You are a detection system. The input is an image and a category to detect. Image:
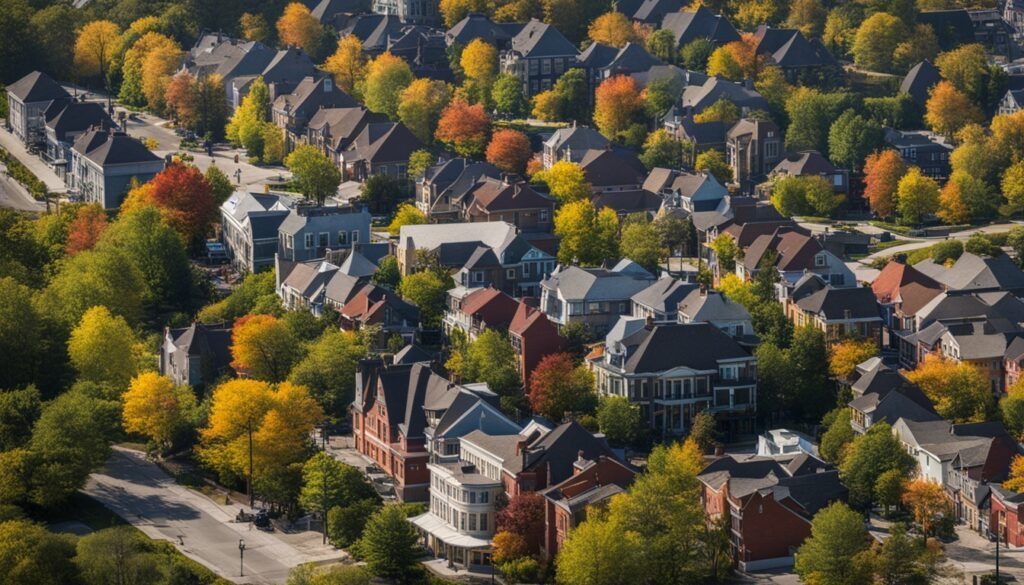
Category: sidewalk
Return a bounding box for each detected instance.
[0,124,67,194]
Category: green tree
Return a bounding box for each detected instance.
[289,330,367,415]
[680,38,715,72]
[620,220,666,273]
[0,520,79,585]
[358,504,421,581]
[327,498,380,548]
[786,88,856,152]
[553,199,619,265]
[596,396,639,445]
[205,165,235,205]
[197,270,278,323]
[372,256,402,289]
[42,246,146,328]
[407,149,434,180]
[640,129,682,170]
[362,52,414,119]
[690,411,718,453]
[555,514,645,585]
[646,28,677,63]
[695,149,732,184]
[447,328,521,398]
[398,270,448,328]
[771,175,843,217]
[286,145,342,206]
[551,68,590,123]
[788,325,832,421]
[397,78,451,143]
[852,13,907,73]
[819,407,854,464]
[710,233,739,273]
[359,174,402,215]
[492,73,528,118]
[870,523,940,584]
[795,502,872,585]
[0,278,46,391]
[829,109,883,171]
[840,422,916,508]
[0,386,41,451]
[76,526,164,585]
[300,453,375,543]
[875,468,906,517]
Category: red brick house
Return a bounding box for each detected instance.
[443,286,520,340]
[991,484,1024,546]
[463,177,555,233]
[698,453,846,571]
[539,455,635,559]
[508,300,564,390]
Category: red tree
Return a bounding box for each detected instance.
[495,492,545,553]
[147,162,217,245]
[485,129,533,174]
[863,149,908,220]
[65,204,109,255]
[528,352,595,421]
[435,99,490,158]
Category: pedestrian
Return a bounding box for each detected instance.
[178,535,184,546]
[235,168,242,184]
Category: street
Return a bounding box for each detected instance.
[85,447,344,585]
[0,170,44,212]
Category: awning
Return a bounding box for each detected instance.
[409,513,492,549]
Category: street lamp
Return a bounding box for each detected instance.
[238,538,246,577]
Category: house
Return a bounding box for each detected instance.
[277,204,372,263]
[918,9,976,50]
[310,0,369,29]
[693,196,799,257]
[999,88,1024,115]
[726,118,783,192]
[416,157,501,218]
[756,429,819,457]
[990,484,1024,545]
[462,177,555,232]
[901,60,943,108]
[663,111,726,167]
[272,76,357,152]
[338,121,423,183]
[631,0,686,24]
[916,318,1024,394]
[371,0,440,25]
[591,189,665,219]
[5,71,71,147]
[275,255,373,315]
[443,286,519,339]
[741,228,854,287]
[446,13,522,49]
[68,128,164,209]
[903,290,1024,369]
[750,26,839,85]
[631,276,698,323]
[540,261,657,334]
[398,221,518,275]
[847,360,940,433]
[677,287,755,341]
[871,259,944,351]
[337,14,405,54]
[763,151,848,198]
[341,284,421,344]
[1006,0,1024,44]
[580,42,665,87]
[967,9,1015,58]
[579,147,647,195]
[643,167,728,213]
[386,26,451,81]
[229,47,318,109]
[660,6,740,50]
[786,279,883,345]
[500,19,581,97]
[591,319,756,438]
[220,191,296,272]
[186,37,279,107]
[43,101,116,182]
[884,128,953,180]
[540,455,636,559]
[542,126,610,169]
[914,252,1024,296]
[161,322,233,390]
[509,300,564,390]
[306,106,390,167]
[681,77,769,116]
[698,453,846,570]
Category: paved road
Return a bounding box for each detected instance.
[0,125,67,195]
[85,447,344,584]
[0,170,44,212]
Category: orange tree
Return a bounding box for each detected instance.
[485,129,533,174]
[435,99,490,158]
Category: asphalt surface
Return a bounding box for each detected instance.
[85,447,343,584]
[0,171,44,212]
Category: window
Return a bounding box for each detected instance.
[398,164,407,181]
[833,174,843,186]
[474,271,484,283]
[523,263,531,277]
[351,230,359,244]
[480,513,488,531]
[542,59,552,74]
[539,209,550,222]
[764,140,778,159]
[814,254,826,267]
[569,301,584,315]
[507,268,516,279]
[554,58,565,74]
[318,232,328,248]
[304,233,314,249]
[618,302,626,313]
[338,231,348,245]
[469,514,477,531]
[720,365,738,380]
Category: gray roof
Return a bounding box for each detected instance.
[631,277,698,314]
[510,19,579,58]
[677,289,751,323]
[919,252,1024,294]
[7,71,70,103]
[394,344,433,365]
[339,251,378,277]
[795,286,881,321]
[660,6,740,47]
[72,129,162,166]
[542,263,656,302]
[543,126,611,152]
[900,60,942,105]
[698,453,844,519]
[681,77,769,113]
[400,221,518,256]
[45,101,116,143]
[621,322,751,374]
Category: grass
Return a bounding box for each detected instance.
[40,492,128,531]
[868,220,917,236]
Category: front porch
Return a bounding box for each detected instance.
[410,513,493,572]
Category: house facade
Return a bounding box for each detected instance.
[69,128,165,209]
[5,71,71,147]
[500,19,581,97]
[276,204,372,263]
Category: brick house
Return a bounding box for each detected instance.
[500,19,580,97]
[463,178,555,232]
[509,300,564,390]
[991,484,1024,546]
[443,286,520,340]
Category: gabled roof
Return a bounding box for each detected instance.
[169,322,233,365]
[6,71,71,103]
[509,300,560,338]
[274,76,357,117]
[542,263,656,302]
[579,42,620,69]
[543,125,610,152]
[446,13,522,47]
[622,322,750,373]
[743,228,823,272]
[510,19,579,58]
[901,60,942,106]
[592,190,663,216]
[72,128,162,167]
[579,147,646,187]
[394,344,433,364]
[466,178,554,213]
[871,260,943,314]
[45,101,116,143]
[400,221,518,256]
[660,6,740,47]
[770,151,838,178]
[261,47,317,84]
[339,14,404,51]
[633,0,686,23]
[311,0,368,22]
[602,42,664,75]
[344,121,423,164]
[342,283,420,324]
[918,252,1024,294]
[678,289,751,323]
[338,251,378,277]
[631,277,698,314]
[795,286,881,321]
[681,77,769,113]
[457,287,519,329]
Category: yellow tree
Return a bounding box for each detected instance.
[1004,455,1024,492]
[905,355,993,422]
[239,13,270,42]
[276,2,322,55]
[531,90,562,122]
[141,43,183,113]
[397,78,452,143]
[461,39,497,86]
[896,167,940,226]
[937,174,971,225]
[439,0,488,28]
[828,338,878,380]
[120,32,179,107]
[533,160,591,203]
[122,372,197,449]
[925,80,983,138]
[230,314,301,382]
[68,305,139,388]
[901,479,949,538]
[588,12,638,48]
[322,35,367,96]
[74,20,122,87]
[388,203,428,235]
[363,52,414,119]
[554,199,619,265]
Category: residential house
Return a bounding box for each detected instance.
[462,177,555,232]
[337,15,405,54]
[990,484,1024,545]
[591,320,757,438]
[540,455,636,559]
[967,9,1015,58]
[630,0,686,24]
[680,77,769,116]
[914,317,1023,394]
[726,118,783,192]
[893,418,1013,486]
[677,287,755,342]
[786,278,883,345]
[580,42,665,88]
[500,19,581,97]
[160,322,233,390]
[443,286,519,339]
[915,252,1024,296]
[750,26,840,85]
[756,429,819,457]
[306,106,390,167]
[918,9,976,51]
[540,261,657,334]
[69,128,164,209]
[229,47,318,109]
[847,359,940,434]
[693,196,799,259]
[310,0,369,29]
[509,300,564,390]
[43,101,116,182]
[871,258,944,355]
[370,0,440,25]
[663,111,726,167]
[740,228,854,287]
[272,76,357,152]
[579,147,647,195]
[386,26,451,80]
[445,13,522,49]
[884,128,953,180]
[698,453,846,570]
[416,158,501,218]
[1006,0,1024,44]
[948,431,1018,533]
[275,255,372,315]
[644,168,728,213]
[660,6,740,50]
[999,88,1024,115]
[542,126,610,169]
[341,284,421,344]
[220,191,296,272]
[185,36,279,107]
[277,204,372,262]
[901,60,943,108]
[398,221,518,275]
[905,290,1024,369]
[762,151,848,199]
[631,276,698,323]
[5,71,71,147]
[338,121,423,184]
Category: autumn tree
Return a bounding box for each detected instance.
[119,32,178,107]
[1004,455,1024,491]
[363,52,414,119]
[240,12,270,42]
[323,35,367,97]
[593,75,644,140]
[445,328,521,402]
[554,199,619,265]
[902,479,949,538]
[276,2,325,56]
[231,314,302,382]
[828,337,877,380]
[435,99,490,158]
[795,503,872,585]
[496,492,545,553]
[925,80,983,138]
[484,129,533,174]
[74,20,121,88]
[864,149,908,220]
[693,98,739,125]
[640,129,682,170]
[621,219,666,273]
[289,329,368,414]
[695,149,732,184]
[588,12,638,48]
[285,145,342,206]
[709,232,739,273]
[707,37,760,80]
[68,306,139,388]
[906,355,993,422]
[397,78,451,143]
[528,353,595,420]
[439,0,488,27]
[65,204,108,256]
[226,76,273,161]
[460,39,498,106]
[122,372,198,450]
[556,513,644,585]
[387,203,428,236]
[646,28,677,63]
[936,43,994,106]
[146,162,218,245]
[896,167,941,226]
[1005,160,1024,216]
[852,13,906,73]
[786,0,827,37]
[770,175,843,217]
[533,160,591,203]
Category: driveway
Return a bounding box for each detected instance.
[945,525,1024,581]
[85,447,344,584]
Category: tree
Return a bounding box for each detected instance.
[122,372,197,450]
[593,75,644,140]
[446,328,521,398]
[788,325,832,421]
[902,479,949,538]
[0,520,79,585]
[496,492,545,553]
[829,110,883,171]
[285,145,342,206]
[533,160,591,203]
[795,502,872,585]
[227,76,272,160]
[588,12,637,47]
[690,410,719,452]
[276,2,324,56]
[205,165,234,206]
[695,149,732,184]
[75,20,121,87]
[646,28,677,63]
[771,175,843,217]
[485,129,533,174]
[875,468,906,516]
[435,99,490,157]
[925,81,983,138]
[680,38,715,72]
[819,407,855,464]
[41,246,146,328]
[786,88,856,153]
[231,314,301,382]
[693,98,739,126]
[146,162,218,245]
[555,515,645,585]
[905,356,993,422]
[66,204,108,256]
[1003,160,1024,216]
[786,0,827,37]
[1004,454,1024,491]
[936,43,991,105]
[620,220,666,273]
[640,129,682,170]
[896,167,940,226]
[840,422,916,508]
[597,396,639,445]
[358,504,421,580]
[68,306,138,388]
[398,271,448,328]
[554,199,619,265]
[119,32,178,107]
[439,0,488,27]
[240,12,269,42]
[387,203,427,236]
[852,13,906,73]
[300,453,366,543]
[141,42,182,113]
[322,36,366,96]
[864,150,908,220]
[373,256,402,289]
[75,525,164,585]
[706,44,744,80]
[460,39,497,104]
[397,78,451,143]
[359,174,402,215]
[407,149,434,180]
[0,385,40,452]
[363,52,414,119]
[828,337,877,380]
[710,233,739,273]
[492,73,528,118]
[327,499,380,548]
[938,175,971,225]
[528,353,595,420]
